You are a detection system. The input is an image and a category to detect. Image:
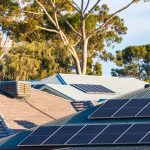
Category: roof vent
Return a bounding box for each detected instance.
[71,101,94,112]
[0,81,31,98]
[145,84,150,89]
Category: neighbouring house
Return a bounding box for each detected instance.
[0,81,76,138]
[0,86,150,149]
[32,74,148,102]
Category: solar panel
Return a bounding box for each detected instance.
[113,99,150,118]
[43,125,84,145]
[137,103,150,117]
[67,125,107,144]
[124,99,150,108]
[89,99,130,119]
[91,124,131,144]
[19,123,150,147]
[139,132,150,144]
[89,99,150,119]
[113,107,142,118]
[115,124,150,144]
[71,84,115,93]
[20,126,60,145]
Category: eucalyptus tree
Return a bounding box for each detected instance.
[112,44,150,82]
[22,0,140,75]
[0,41,73,80]
[0,0,140,75]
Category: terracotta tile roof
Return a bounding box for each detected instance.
[0,89,76,133]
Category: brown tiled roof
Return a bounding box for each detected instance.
[0,89,76,133]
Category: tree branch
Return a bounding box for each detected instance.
[0,36,11,61]
[47,0,81,37]
[37,26,59,33]
[84,0,101,20]
[66,0,80,12]
[88,0,135,38]
[22,10,44,15]
[71,38,81,47]
[56,10,82,37]
[81,0,84,12]
[35,0,57,27]
[83,0,90,14]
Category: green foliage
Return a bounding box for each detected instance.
[0,0,135,76]
[86,58,102,76]
[0,41,73,80]
[0,0,20,35]
[112,44,150,82]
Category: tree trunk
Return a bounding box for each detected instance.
[81,17,88,75]
[82,39,88,75]
[70,46,82,75]
[72,56,82,75]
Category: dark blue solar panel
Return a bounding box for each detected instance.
[115,124,150,144]
[90,108,119,118]
[113,107,142,118]
[71,84,115,93]
[124,99,150,108]
[43,125,83,145]
[100,99,129,109]
[140,133,150,144]
[125,124,150,134]
[20,126,60,145]
[137,102,150,117]
[67,125,107,144]
[90,99,150,119]
[113,99,150,118]
[115,133,145,144]
[19,123,150,146]
[91,124,131,144]
[89,99,129,119]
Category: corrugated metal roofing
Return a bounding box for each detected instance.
[33,74,147,93]
[0,130,32,149]
[32,74,64,86]
[33,74,148,102]
[0,117,11,139]
[117,87,150,99]
[40,84,115,102]
[59,74,147,94]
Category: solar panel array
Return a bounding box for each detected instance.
[70,84,115,93]
[89,98,150,119]
[19,123,150,146]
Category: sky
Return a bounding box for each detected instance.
[76,0,150,76]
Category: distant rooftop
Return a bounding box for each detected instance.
[33,74,148,102]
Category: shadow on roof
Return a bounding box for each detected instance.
[14,120,37,129]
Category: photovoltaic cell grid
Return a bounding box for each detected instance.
[70,84,115,93]
[89,98,150,119]
[19,123,150,146]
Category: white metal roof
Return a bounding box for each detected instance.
[40,84,116,102]
[35,74,148,102]
[59,74,147,93]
